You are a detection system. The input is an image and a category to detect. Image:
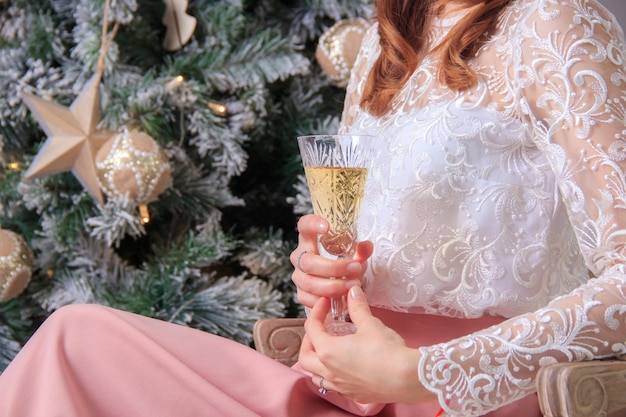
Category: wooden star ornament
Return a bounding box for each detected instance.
[21,74,115,205]
[162,0,197,51]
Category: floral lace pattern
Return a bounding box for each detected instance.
[339,0,626,415]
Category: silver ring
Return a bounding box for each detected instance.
[296,250,308,272]
[318,376,328,395]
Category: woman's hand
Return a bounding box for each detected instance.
[298,286,435,405]
[290,214,373,309]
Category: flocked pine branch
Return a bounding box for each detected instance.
[238,228,292,282]
[168,273,285,344]
[285,0,373,41]
[0,0,373,371]
[102,70,177,137]
[0,298,37,370]
[238,227,299,313]
[158,145,244,221]
[210,28,310,90]
[32,233,140,311]
[287,174,313,216]
[86,195,146,247]
[0,323,22,370]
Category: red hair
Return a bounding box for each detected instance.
[361,0,513,116]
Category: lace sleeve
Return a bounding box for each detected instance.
[417,1,626,415]
[338,23,378,133]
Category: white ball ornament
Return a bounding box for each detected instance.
[315,18,371,88]
[0,229,34,302]
[95,129,172,204]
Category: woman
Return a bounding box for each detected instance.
[1,0,625,416]
[296,0,626,415]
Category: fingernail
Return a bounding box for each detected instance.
[350,286,365,300]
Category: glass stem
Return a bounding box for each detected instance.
[330,291,349,322]
[330,253,351,322]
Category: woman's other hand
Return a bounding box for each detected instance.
[298,286,435,405]
[290,214,373,309]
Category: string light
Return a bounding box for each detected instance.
[139,204,150,225]
[207,101,227,116]
[7,162,20,170]
[166,75,185,91]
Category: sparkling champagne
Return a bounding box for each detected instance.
[304,166,368,257]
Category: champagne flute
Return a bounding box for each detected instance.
[297,134,373,336]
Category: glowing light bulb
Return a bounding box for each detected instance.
[166,75,185,91]
[139,204,150,225]
[207,101,227,115]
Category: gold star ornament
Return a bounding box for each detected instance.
[21,74,115,205]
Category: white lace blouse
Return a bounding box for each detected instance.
[338,0,626,415]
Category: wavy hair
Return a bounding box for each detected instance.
[361,0,513,115]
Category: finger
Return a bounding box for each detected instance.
[292,262,359,290]
[296,214,328,246]
[353,240,374,263]
[291,250,355,275]
[315,375,336,394]
[300,333,315,355]
[289,215,328,271]
[293,288,319,309]
[346,285,374,326]
[308,296,331,325]
[289,248,316,271]
[299,299,331,377]
[299,333,315,364]
[304,297,331,347]
[291,265,359,309]
[299,334,327,378]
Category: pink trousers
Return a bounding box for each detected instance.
[0,304,541,417]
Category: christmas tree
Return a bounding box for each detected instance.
[0,0,373,370]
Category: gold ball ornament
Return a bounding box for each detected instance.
[0,229,34,302]
[95,129,172,204]
[315,18,371,88]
